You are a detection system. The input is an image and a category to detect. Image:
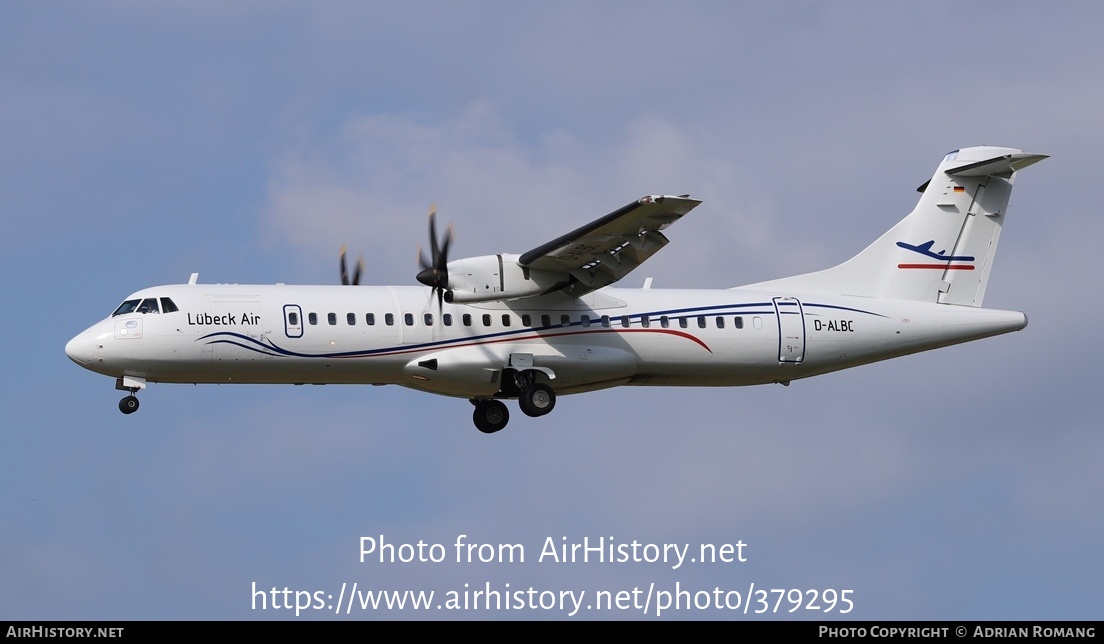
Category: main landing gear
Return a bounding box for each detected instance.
[518,383,555,418]
[470,370,558,434]
[472,399,509,434]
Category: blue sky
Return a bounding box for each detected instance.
[2,2,1101,619]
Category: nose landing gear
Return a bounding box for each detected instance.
[114,376,146,415]
[119,395,140,414]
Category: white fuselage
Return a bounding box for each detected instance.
[65,282,1027,398]
[63,146,1043,431]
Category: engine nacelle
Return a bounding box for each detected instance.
[445,253,562,303]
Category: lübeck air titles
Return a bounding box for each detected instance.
[187,312,261,326]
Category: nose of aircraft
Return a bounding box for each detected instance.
[65,331,93,366]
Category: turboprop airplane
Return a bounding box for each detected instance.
[65,146,1045,433]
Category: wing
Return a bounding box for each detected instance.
[518,194,701,296]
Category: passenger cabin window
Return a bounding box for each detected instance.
[327,312,337,325]
[679,317,688,329]
[309,313,318,325]
[160,298,179,313]
[463,314,472,326]
[404,313,414,326]
[581,315,591,328]
[600,315,610,328]
[522,314,531,326]
[560,315,570,326]
[424,313,433,326]
[716,316,725,328]
[620,316,630,328]
[502,314,511,327]
[734,316,744,329]
[366,313,375,325]
[541,314,551,327]
[443,313,453,326]
[347,313,356,325]
[482,314,492,327]
[697,316,707,329]
[660,316,669,328]
[385,313,394,326]
[288,312,299,326]
[641,317,650,328]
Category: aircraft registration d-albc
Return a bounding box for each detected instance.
[66,146,1046,433]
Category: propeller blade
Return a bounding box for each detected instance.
[418,245,431,271]
[439,224,454,269]
[415,203,453,311]
[339,245,349,286]
[428,204,439,263]
[353,256,364,286]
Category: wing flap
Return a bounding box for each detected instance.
[519,195,701,295]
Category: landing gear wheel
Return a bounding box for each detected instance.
[119,395,140,414]
[473,400,509,434]
[519,383,556,417]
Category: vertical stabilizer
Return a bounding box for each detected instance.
[745,146,1046,305]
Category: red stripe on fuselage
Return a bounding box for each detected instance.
[897,263,975,270]
[332,327,713,359]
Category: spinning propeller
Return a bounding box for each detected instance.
[339,245,364,286]
[416,205,454,308]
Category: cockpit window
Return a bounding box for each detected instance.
[112,299,141,316]
[113,297,176,317]
[137,298,160,314]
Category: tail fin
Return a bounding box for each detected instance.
[746,146,1047,306]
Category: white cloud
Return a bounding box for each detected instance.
[262,102,807,290]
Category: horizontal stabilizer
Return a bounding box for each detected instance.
[946,152,1048,178]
